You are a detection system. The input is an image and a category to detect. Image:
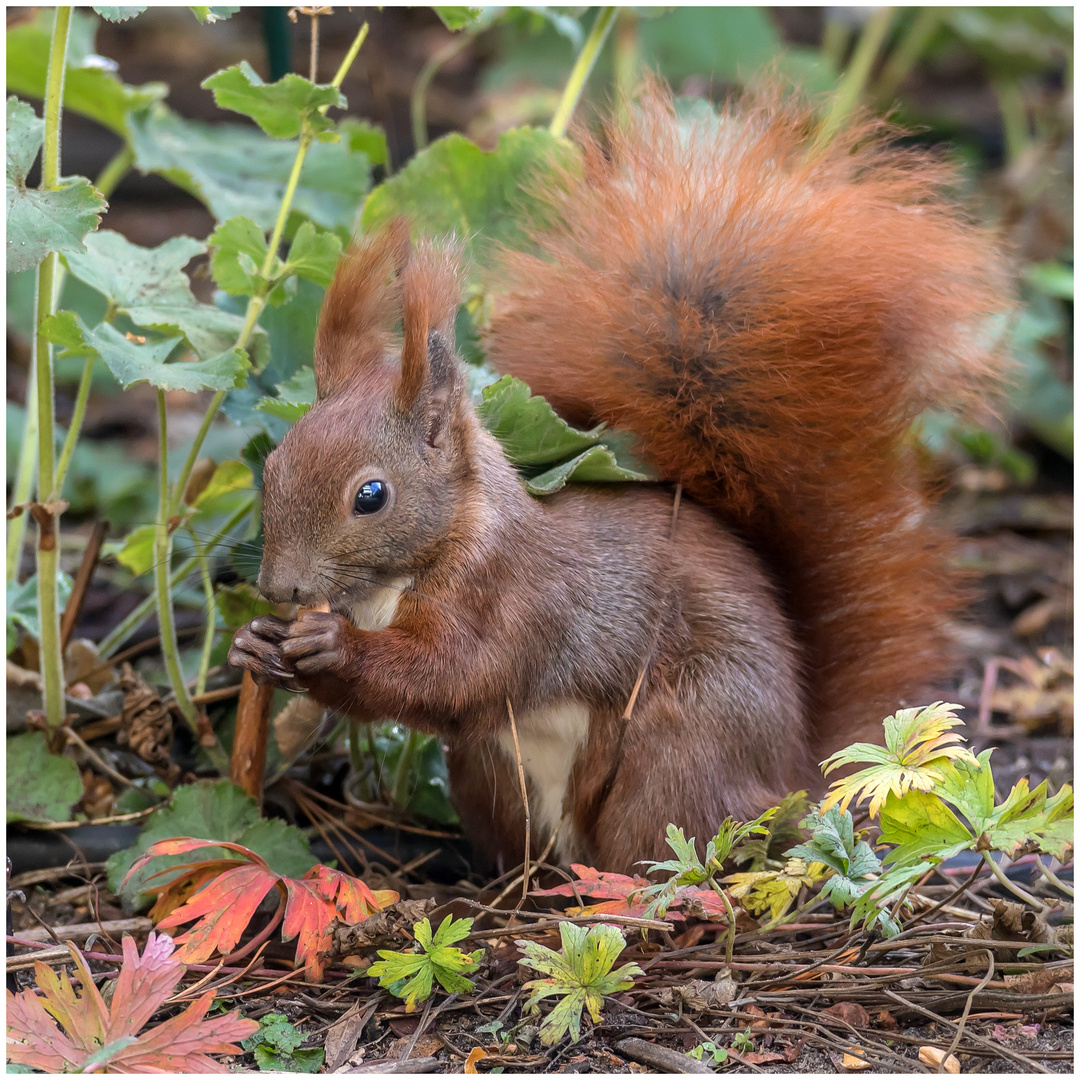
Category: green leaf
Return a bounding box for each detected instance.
[340,117,389,168]
[128,104,373,231]
[191,459,254,509]
[102,522,156,577]
[243,1013,324,1073]
[878,789,975,868]
[209,216,271,297]
[43,311,250,393]
[60,230,256,363]
[6,97,106,274]
[6,732,84,824]
[936,748,997,833]
[256,367,317,422]
[434,7,483,31]
[216,583,276,630]
[7,570,74,654]
[107,780,316,909]
[369,915,483,1010]
[284,221,342,287]
[362,127,575,263]
[190,5,239,22]
[93,7,145,21]
[519,922,642,1046]
[202,62,345,140]
[1023,261,1074,301]
[6,10,168,136]
[477,374,605,465]
[983,779,1074,859]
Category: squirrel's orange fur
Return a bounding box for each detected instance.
[487,86,1007,759]
[230,86,1008,872]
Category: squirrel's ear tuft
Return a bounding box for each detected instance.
[313,220,411,399]
[393,237,465,418]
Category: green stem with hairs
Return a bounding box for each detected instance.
[150,22,369,773]
[9,145,133,581]
[392,727,423,811]
[814,7,896,153]
[34,6,73,730]
[549,7,617,139]
[186,524,217,697]
[981,852,1051,912]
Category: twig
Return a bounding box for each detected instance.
[943,950,996,1066]
[615,1037,712,1074]
[62,724,135,788]
[485,823,561,916]
[59,519,107,651]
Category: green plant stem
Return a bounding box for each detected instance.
[393,728,423,810]
[980,852,1051,912]
[994,78,1030,164]
[814,6,895,152]
[411,26,480,151]
[166,20,370,519]
[154,391,198,725]
[705,873,738,966]
[34,6,73,730]
[98,498,254,657]
[549,7,617,139]
[7,366,39,582]
[1034,859,1074,899]
[874,7,941,105]
[9,146,134,581]
[821,15,853,75]
[186,524,216,696]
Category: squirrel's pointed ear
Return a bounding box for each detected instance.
[313,220,411,399]
[393,239,465,438]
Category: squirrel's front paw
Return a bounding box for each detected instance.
[228,616,298,687]
[280,610,356,677]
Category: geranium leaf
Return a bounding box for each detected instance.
[60,231,256,363]
[369,916,482,1008]
[256,366,316,421]
[128,103,372,230]
[203,61,345,140]
[878,788,975,867]
[6,11,168,137]
[284,221,342,287]
[93,7,146,21]
[6,97,106,274]
[209,215,270,297]
[6,731,84,824]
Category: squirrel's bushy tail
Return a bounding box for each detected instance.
[485,85,1009,758]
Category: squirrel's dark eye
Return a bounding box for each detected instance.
[354,480,388,515]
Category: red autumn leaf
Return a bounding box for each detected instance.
[677,886,730,921]
[6,932,257,1073]
[157,862,281,963]
[134,837,398,980]
[530,863,677,919]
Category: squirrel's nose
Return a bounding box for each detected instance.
[258,562,309,605]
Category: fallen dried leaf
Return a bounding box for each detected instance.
[823,1001,870,1028]
[465,1046,487,1073]
[840,1046,872,1071]
[919,1045,960,1072]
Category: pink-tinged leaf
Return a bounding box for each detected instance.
[158,862,281,963]
[282,876,338,980]
[104,932,185,1039]
[6,982,84,1073]
[36,947,110,1049]
[147,861,241,923]
[110,989,259,1073]
[678,887,729,921]
[6,934,257,1073]
[123,836,271,890]
[531,864,664,918]
[304,864,399,921]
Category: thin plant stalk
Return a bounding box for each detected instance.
[151,22,369,772]
[392,728,423,811]
[34,6,73,730]
[549,7,617,139]
[980,852,1051,912]
[814,6,896,152]
[98,497,254,657]
[874,7,941,105]
[7,365,38,581]
[186,524,217,696]
[411,25,481,151]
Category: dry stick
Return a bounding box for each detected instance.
[485,824,562,916]
[881,988,1053,1074]
[59,519,107,651]
[230,672,273,803]
[942,950,996,1067]
[505,698,532,909]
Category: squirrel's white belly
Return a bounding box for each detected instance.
[347,576,413,631]
[497,701,590,861]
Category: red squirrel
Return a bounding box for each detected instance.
[229,87,1007,872]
